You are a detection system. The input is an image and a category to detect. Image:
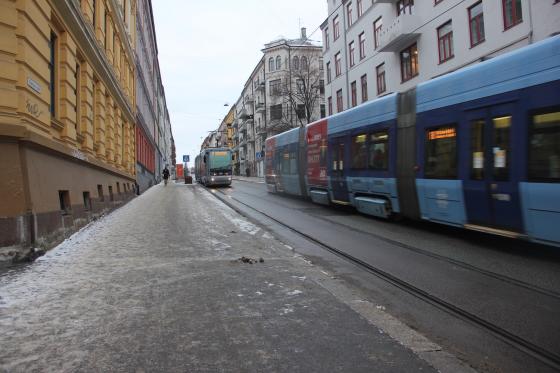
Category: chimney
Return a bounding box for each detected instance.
[301,27,307,39]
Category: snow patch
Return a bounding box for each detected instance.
[286,290,303,296]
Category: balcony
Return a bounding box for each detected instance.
[244,94,254,105]
[255,102,265,113]
[255,81,265,92]
[378,13,420,52]
[238,108,247,119]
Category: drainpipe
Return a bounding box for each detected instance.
[527,0,534,44]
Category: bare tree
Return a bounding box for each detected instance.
[278,51,324,129]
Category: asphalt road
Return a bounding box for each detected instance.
[214,179,560,373]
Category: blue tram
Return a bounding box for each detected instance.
[265,36,560,247]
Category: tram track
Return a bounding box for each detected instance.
[205,184,560,371]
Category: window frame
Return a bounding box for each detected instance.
[376,63,386,95]
[328,96,333,116]
[437,20,454,64]
[336,89,343,113]
[373,17,382,50]
[502,0,523,30]
[358,32,366,60]
[333,15,340,40]
[351,81,357,107]
[326,61,332,83]
[349,41,355,67]
[335,52,342,76]
[357,0,363,17]
[324,27,330,49]
[468,1,485,48]
[361,74,368,103]
[397,0,414,16]
[400,43,419,82]
[368,130,390,171]
[347,2,353,27]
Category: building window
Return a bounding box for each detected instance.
[347,2,353,27]
[271,104,283,120]
[293,56,299,70]
[400,43,418,82]
[502,0,522,30]
[361,74,368,102]
[328,96,333,116]
[97,184,104,202]
[108,185,114,201]
[435,0,443,4]
[397,0,414,16]
[358,32,366,60]
[296,104,306,119]
[301,56,308,70]
[269,57,274,72]
[83,191,91,210]
[320,104,326,118]
[270,79,281,96]
[319,57,324,70]
[326,62,332,83]
[276,56,281,70]
[58,190,71,215]
[116,182,121,194]
[319,79,325,94]
[335,52,342,76]
[333,15,340,40]
[336,89,343,112]
[351,81,357,107]
[349,41,355,67]
[49,32,57,117]
[469,2,485,47]
[296,79,305,93]
[357,0,363,17]
[437,21,454,63]
[324,27,330,49]
[376,63,386,95]
[373,17,382,49]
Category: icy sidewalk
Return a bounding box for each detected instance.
[0,182,466,372]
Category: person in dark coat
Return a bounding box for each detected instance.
[162,167,170,186]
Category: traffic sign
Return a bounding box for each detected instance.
[183,155,190,163]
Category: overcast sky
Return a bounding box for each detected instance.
[152,0,327,166]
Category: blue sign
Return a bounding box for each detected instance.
[183,155,190,163]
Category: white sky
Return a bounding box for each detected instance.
[152,0,327,165]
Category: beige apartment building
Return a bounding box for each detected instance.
[0,0,137,255]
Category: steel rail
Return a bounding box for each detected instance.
[207,185,560,371]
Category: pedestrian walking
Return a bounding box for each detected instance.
[162,166,170,186]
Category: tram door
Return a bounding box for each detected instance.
[330,138,350,203]
[463,104,523,231]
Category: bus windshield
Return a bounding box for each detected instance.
[209,151,231,171]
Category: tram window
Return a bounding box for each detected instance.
[290,150,298,175]
[529,111,560,181]
[493,116,511,181]
[369,131,389,170]
[282,151,290,174]
[351,134,367,169]
[470,120,485,180]
[425,125,457,179]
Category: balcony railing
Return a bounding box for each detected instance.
[255,103,265,113]
[255,81,265,92]
[378,13,420,52]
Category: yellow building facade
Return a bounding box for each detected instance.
[0,0,137,254]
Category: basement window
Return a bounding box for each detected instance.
[108,185,114,201]
[97,184,104,202]
[83,191,91,211]
[59,190,71,215]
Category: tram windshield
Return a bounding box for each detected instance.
[209,151,231,171]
